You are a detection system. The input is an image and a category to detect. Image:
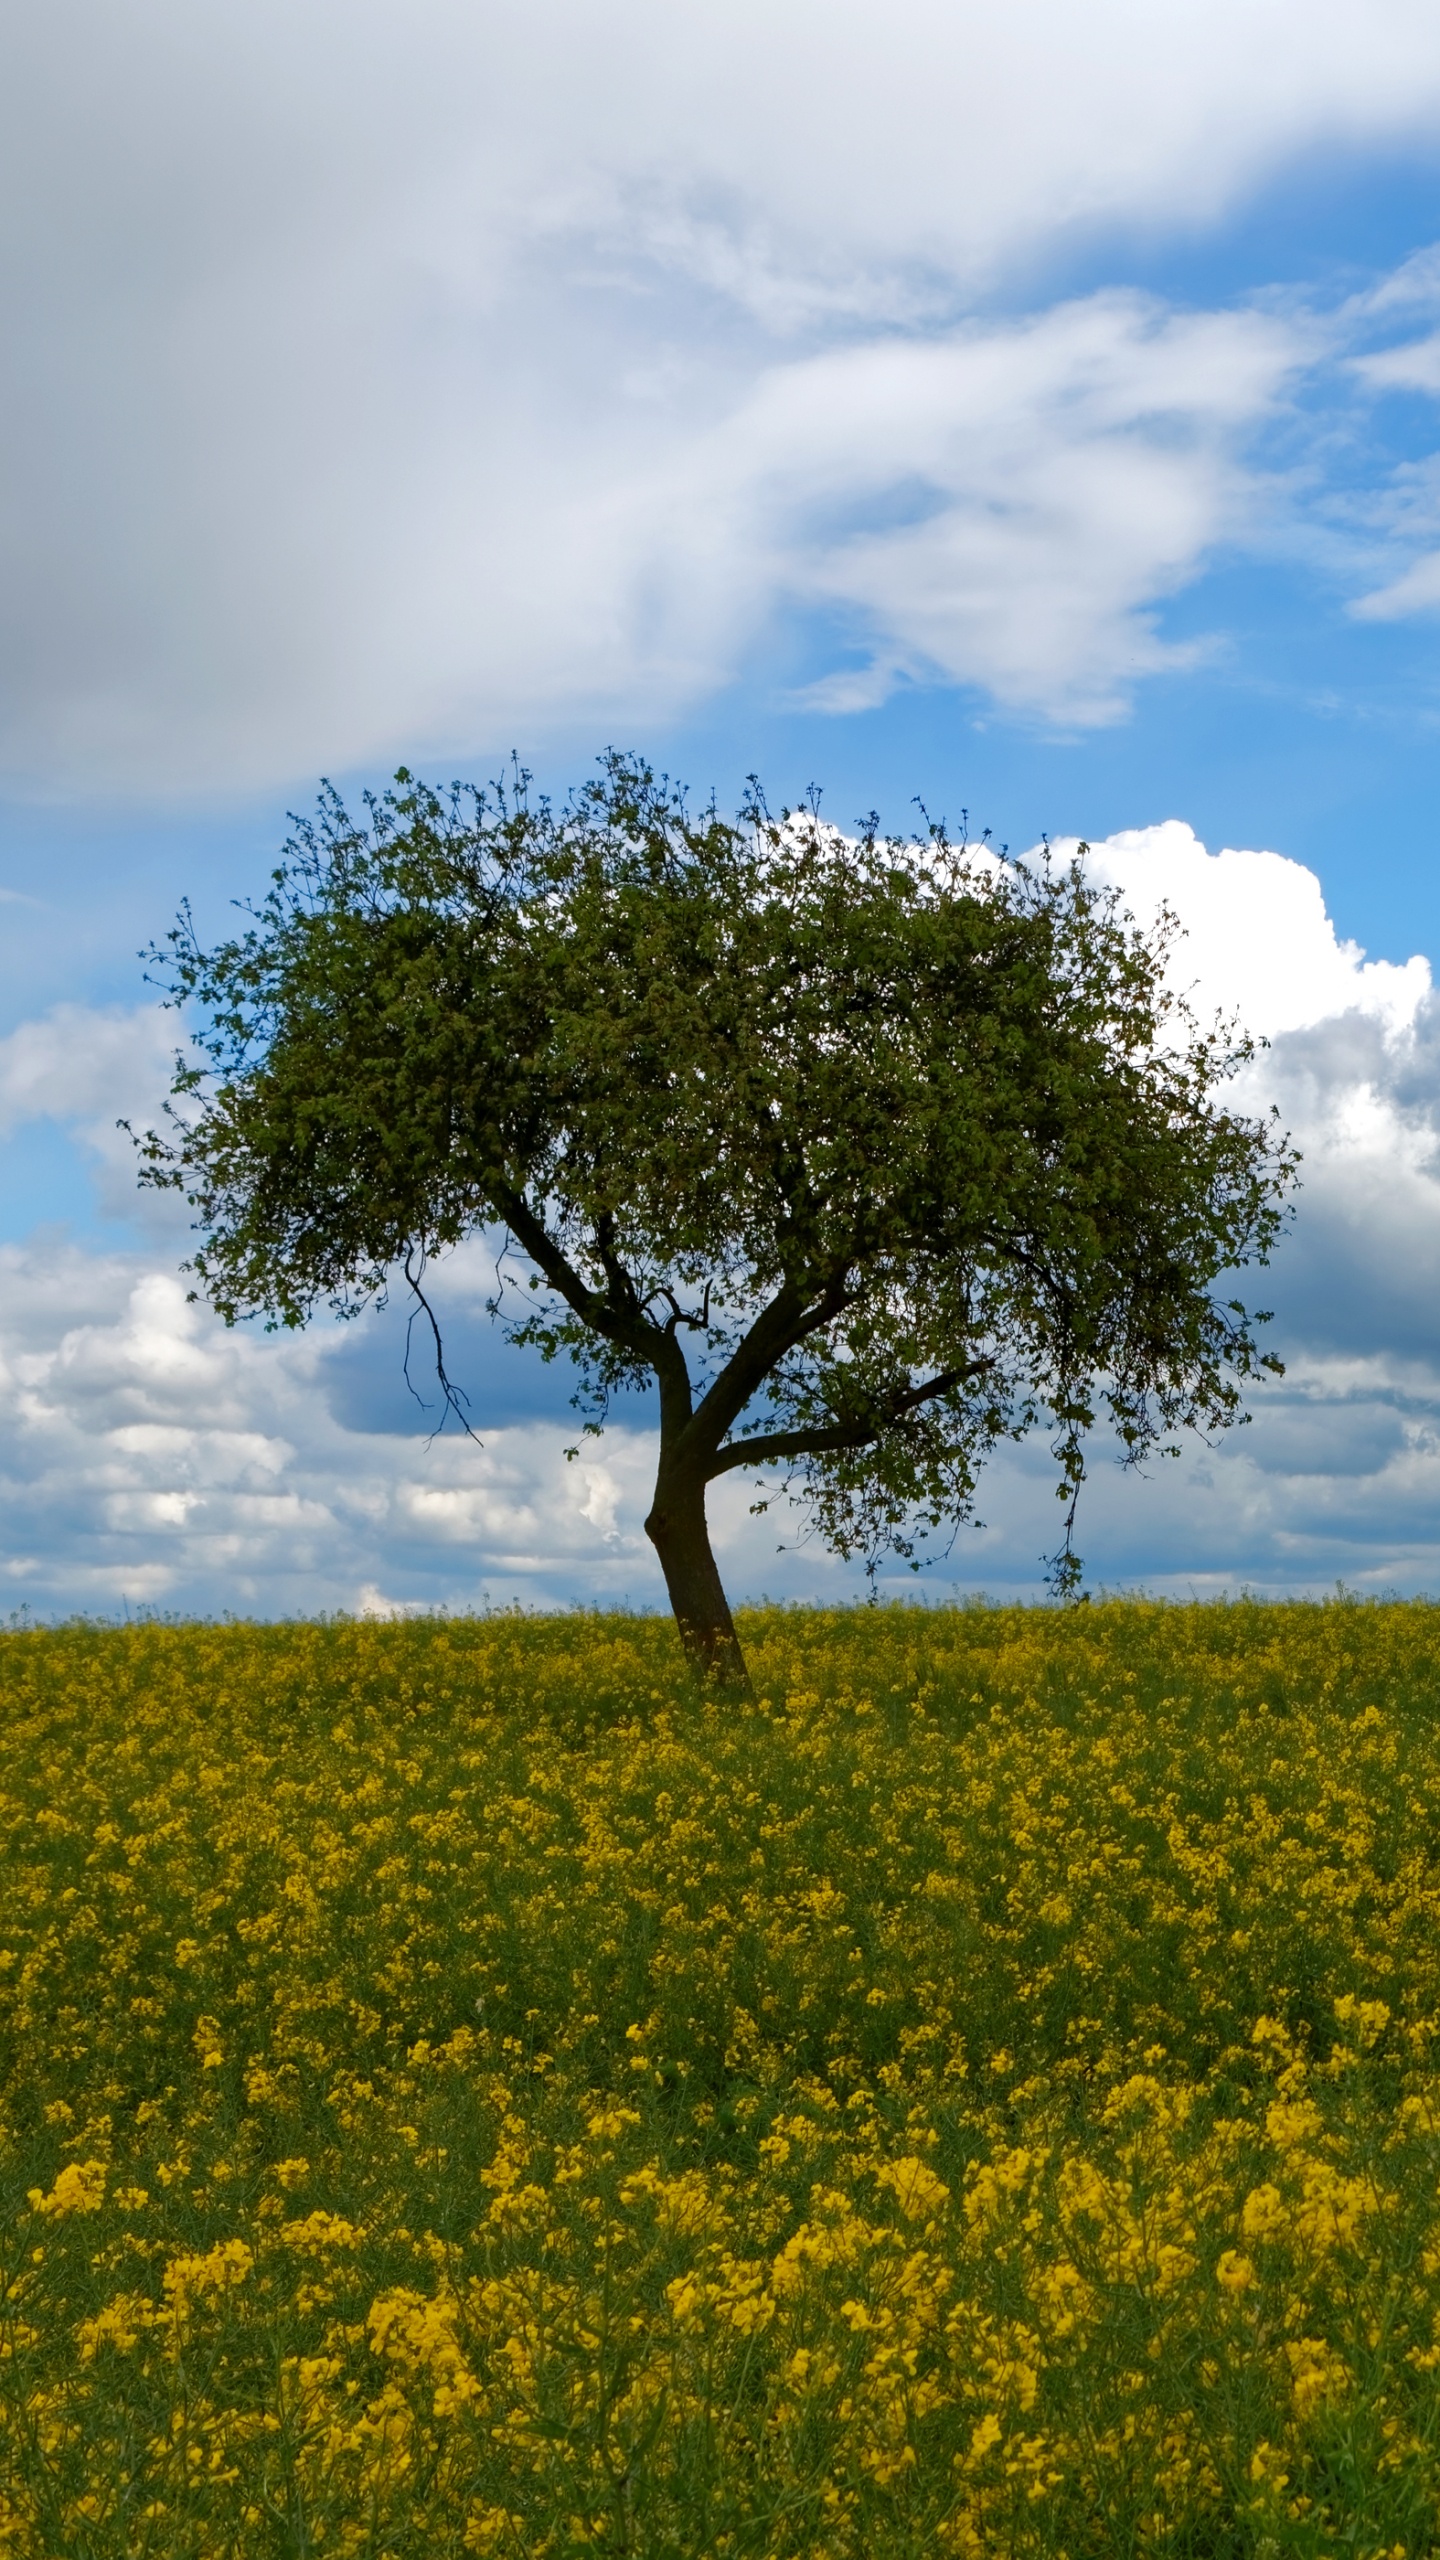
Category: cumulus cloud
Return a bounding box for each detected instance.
[1058,821,1440,1590]
[1074,823,1431,1039]
[1073,822,1440,1370]
[0,1250,670,1614]
[0,1003,182,1227]
[1,0,1438,792]
[0,1003,173,1135]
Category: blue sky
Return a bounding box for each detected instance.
[9,0,1440,1614]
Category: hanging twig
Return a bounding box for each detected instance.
[403,1245,482,1446]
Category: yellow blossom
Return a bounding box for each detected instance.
[27,2161,106,2218]
[877,2155,950,2222]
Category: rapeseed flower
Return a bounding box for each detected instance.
[2,1599,1440,2549]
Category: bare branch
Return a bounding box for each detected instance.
[402,1245,483,1446]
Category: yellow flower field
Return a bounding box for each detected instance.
[5,1600,1440,2554]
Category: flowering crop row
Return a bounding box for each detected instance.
[3,1601,1440,2554]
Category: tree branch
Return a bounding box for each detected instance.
[707,1420,875,1477]
[490,1181,602,1323]
[402,1244,482,1444]
[491,1183,656,1355]
[705,1360,993,1479]
[491,1179,693,1420]
[677,1272,855,1468]
[593,1209,644,1324]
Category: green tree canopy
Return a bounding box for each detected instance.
[137,754,1295,1689]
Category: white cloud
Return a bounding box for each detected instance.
[0,1003,173,1136]
[0,1002,182,1227]
[1072,822,1432,1039]
[1074,821,1440,1394]
[1352,332,1440,395]
[1333,267,1440,620]
[744,299,1296,723]
[0,280,1304,783]
[1350,550,1440,621]
[0,0,1436,792]
[0,1248,673,1614]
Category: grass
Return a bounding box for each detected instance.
[3,1600,1440,2553]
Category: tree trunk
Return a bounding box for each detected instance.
[644,1467,753,1698]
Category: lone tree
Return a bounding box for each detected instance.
[137,754,1294,1691]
